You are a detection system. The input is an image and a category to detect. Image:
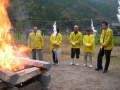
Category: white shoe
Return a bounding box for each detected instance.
[75,63,79,66]
[70,62,74,65]
[83,64,87,67]
[89,65,93,68]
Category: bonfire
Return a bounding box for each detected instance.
[0,0,38,72]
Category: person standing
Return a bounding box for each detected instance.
[28,26,44,60]
[83,28,95,68]
[95,21,114,73]
[50,28,62,65]
[69,25,82,65]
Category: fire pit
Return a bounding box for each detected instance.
[0,60,52,90]
[0,67,41,85]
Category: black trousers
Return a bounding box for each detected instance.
[52,50,58,64]
[71,48,80,59]
[97,48,112,71]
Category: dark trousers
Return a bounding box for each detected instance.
[97,48,112,71]
[32,49,43,60]
[71,48,80,59]
[52,50,58,64]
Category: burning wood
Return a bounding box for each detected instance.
[15,57,52,70]
[0,67,41,85]
[0,1,51,89]
[0,59,51,85]
[0,0,48,72]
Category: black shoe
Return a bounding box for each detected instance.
[103,70,108,73]
[95,68,103,71]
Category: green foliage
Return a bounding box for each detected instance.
[14,33,27,44]
[25,0,118,20]
[95,35,100,45]
[10,0,118,32]
[114,36,120,46]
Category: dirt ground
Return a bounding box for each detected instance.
[49,60,120,90]
[14,35,120,90]
[41,41,120,90]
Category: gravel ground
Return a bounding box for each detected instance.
[49,60,120,90]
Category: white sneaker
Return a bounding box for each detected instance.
[89,65,93,68]
[70,62,74,65]
[75,63,79,66]
[83,64,87,67]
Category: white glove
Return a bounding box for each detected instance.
[72,42,76,46]
[56,43,59,45]
[86,43,91,47]
[54,41,57,44]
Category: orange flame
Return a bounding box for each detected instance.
[0,0,31,72]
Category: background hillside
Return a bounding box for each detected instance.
[10,0,118,32]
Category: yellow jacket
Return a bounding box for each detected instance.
[100,28,113,50]
[28,32,44,49]
[50,33,62,49]
[69,32,82,48]
[83,34,95,53]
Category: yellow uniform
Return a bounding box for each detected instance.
[69,32,82,48]
[28,32,44,49]
[50,33,62,49]
[100,28,113,50]
[83,34,95,53]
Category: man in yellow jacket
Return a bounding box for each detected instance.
[95,21,114,73]
[50,28,62,64]
[69,25,82,65]
[83,28,95,68]
[28,26,44,60]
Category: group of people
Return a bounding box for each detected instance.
[28,21,113,73]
